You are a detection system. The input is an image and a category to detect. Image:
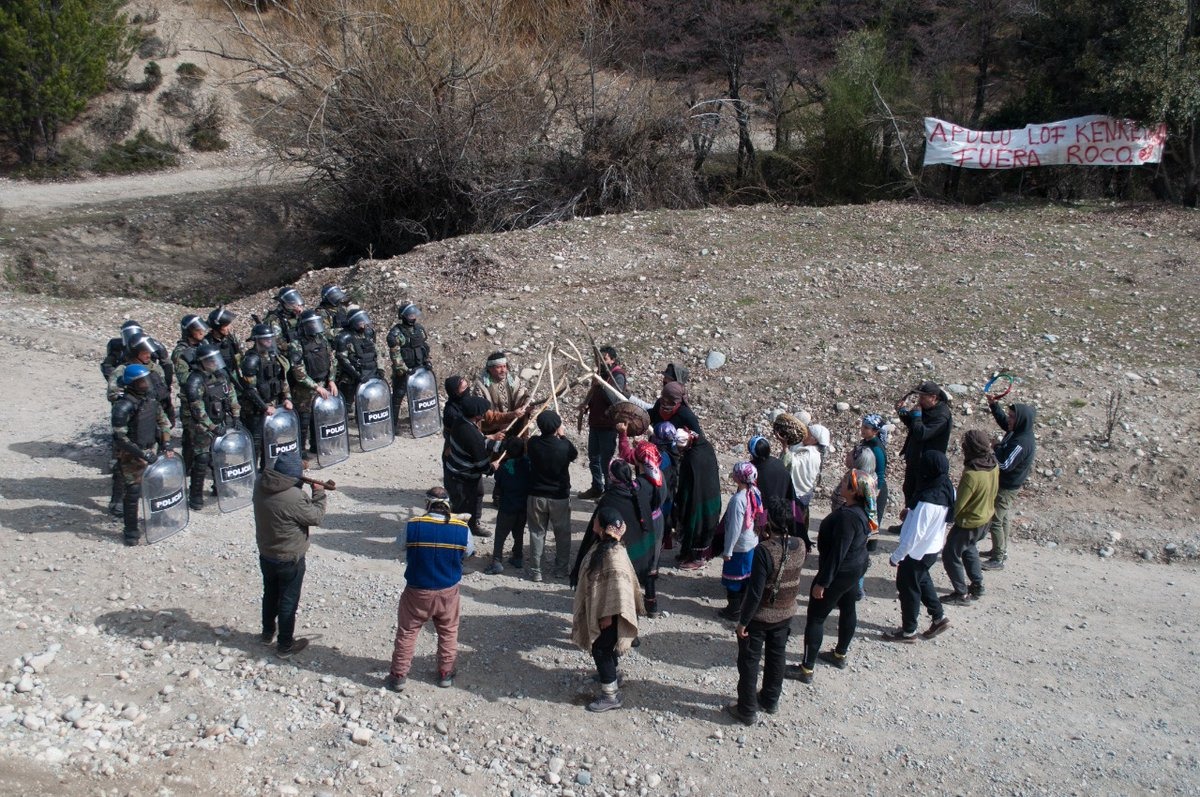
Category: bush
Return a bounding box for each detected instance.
[136,32,166,59]
[88,96,138,142]
[157,82,197,117]
[131,60,162,92]
[186,98,229,152]
[14,139,93,179]
[0,0,132,164]
[175,62,207,83]
[91,128,178,174]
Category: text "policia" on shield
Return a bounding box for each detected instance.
[150,489,184,514]
[268,440,298,458]
[219,461,253,482]
[363,409,390,424]
[320,421,346,439]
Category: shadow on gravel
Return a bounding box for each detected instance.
[10,428,111,469]
[95,607,393,689]
[0,475,124,544]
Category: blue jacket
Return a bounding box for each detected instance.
[402,512,472,590]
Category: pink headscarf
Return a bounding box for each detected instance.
[731,461,764,532]
[633,441,663,487]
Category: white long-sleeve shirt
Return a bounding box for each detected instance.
[783,444,821,501]
[889,501,951,564]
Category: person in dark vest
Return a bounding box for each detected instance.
[335,307,383,417]
[106,333,174,517]
[239,324,294,467]
[172,314,208,472]
[184,344,241,510]
[896,380,953,512]
[205,306,244,400]
[577,346,628,501]
[317,283,350,341]
[387,301,433,421]
[110,365,173,545]
[726,519,806,725]
[287,309,339,455]
[103,319,173,386]
[264,286,305,348]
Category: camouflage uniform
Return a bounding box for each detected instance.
[205,328,245,400]
[386,319,432,419]
[171,338,203,470]
[288,329,338,454]
[111,390,171,544]
[184,368,240,509]
[264,308,303,350]
[335,327,382,417]
[238,346,292,467]
[318,303,349,342]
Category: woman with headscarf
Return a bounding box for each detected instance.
[943,430,998,603]
[885,450,954,642]
[649,421,681,551]
[787,469,874,685]
[859,414,889,526]
[572,461,660,610]
[572,506,644,713]
[674,427,723,570]
[717,462,764,619]
[649,381,704,439]
[748,436,795,539]
[772,413,817,550]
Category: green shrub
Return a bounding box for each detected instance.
[131,60,162,92]
[187,98,229,152]
[175,62,207,83]
[136,32,165,59]
[157,83,196,117]
[92,128,178,174]
[14,139,94,179]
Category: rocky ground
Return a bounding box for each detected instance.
[1,200,1199,796]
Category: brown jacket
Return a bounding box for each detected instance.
[471,371,529,434]
[253,468,327,562]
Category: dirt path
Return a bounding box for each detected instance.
[0,163,306,216]
[1,294,1198,796]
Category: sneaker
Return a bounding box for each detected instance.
[756,693,778,714]
[883,628,918,643]
[942,592,972,606]
[724,703,757,726]
[645,607,663,620]
[969,584,985,599]
[884,523,903,535]
[923,616,951,639]
[982,558,1006,571]
[784,664,814,683]
[484,560,504,575]
[586,693,622,712]
[384,674,407,693]
[528,572,543,583]
[508,557,524,570]
[437,670,456,688]
[577,487,603,501]
[260,631,275,646]
[277,638,310,658]
[818,650,848,670]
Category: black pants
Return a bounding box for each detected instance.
[897,552,943,633]
[493,509,526,560]
[592,620,619,685]
[642,574,658,612]
[244,412,267,468]
[260,555,306,649]
[943,524,986,595]
[737,621,790,714]
[803,570,861,667]
[444,473,484,536]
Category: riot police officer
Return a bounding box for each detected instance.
[264,286,305,347]
[386,302,433,421]
[335,307,383,419]
[105,333,175,516]
[103,320,174,385]
[172,314,209,471]
[318,284,350,340]
[184,344,241,510]
[111,364,173,545]
[206,306,244,386]
[288,309,339,455]
[239,324,294,467]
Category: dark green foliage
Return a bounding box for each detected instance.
[0,0,132,163]
[131,61,162,93]
[186,98,228,152]
[88,96,138,142]
[91,128,178,174]
[175,62,207,83]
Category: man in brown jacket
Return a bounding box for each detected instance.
[253,449,327,657]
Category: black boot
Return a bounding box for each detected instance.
[122,484,141,546]
[718,589,742,621]
[109,467,124,518]
[189,468,206,511]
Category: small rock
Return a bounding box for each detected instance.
[1125,372,1143,381]
[646,773,662,788]
[946,384,969,395]
[835,402,850,413]
[1042,333,1059,343]
[575,771,592,786]
[549,757,565,775]
[140,640,155,650]
[351,727,372,746]
[1098,546,1114,558]
[15,675,34,694]
[235,714,250,730]
[434,720,448,735]
[204,724,227,738]
[1140,550,1153,561]
[1164,543,1178,556]
[705,351,726,370]
[544,773,561,785]
[42,747,66,765]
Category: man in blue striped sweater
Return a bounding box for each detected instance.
[386,487,475,691]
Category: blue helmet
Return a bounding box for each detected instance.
[122,364,151,385]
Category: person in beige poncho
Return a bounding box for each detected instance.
[571,506,644,713]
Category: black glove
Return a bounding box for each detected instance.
[143,449,158,465]
[213,423,227,437]
[423,360,433,371]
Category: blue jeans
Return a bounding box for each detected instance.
[587,428,617,491]
[259,555,306,649]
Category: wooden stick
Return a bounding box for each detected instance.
[547,349,560,414]
[300,475,336,490]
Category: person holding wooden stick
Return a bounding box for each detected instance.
[578,346,628,501]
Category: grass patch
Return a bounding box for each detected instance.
[92,129,179,175]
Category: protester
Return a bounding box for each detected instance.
[885,451,954,642]
[442,396,502,538]
[253,449,327,658]
[486,437,531,575]
[787,469,873,684]
[896,381,953,510]
[718,462,764,620]
[674,427,723,569]
[984,400,1037,570]
[386,487,474,691]
[773,413,818,549]
[578,346,628,500]
[610,433,668,615]
[727,520,805,724]
[648,421,681,550]
[571,507,644,713]
[943,430,998,603]
[859,414,889,527]
[748,435,796,540]
[526,409,577,581]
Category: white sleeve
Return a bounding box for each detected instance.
[627,394,655,411]
[890,510,917,564]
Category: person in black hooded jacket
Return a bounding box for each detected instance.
[896,380,954,510]
[983,401,1036,570]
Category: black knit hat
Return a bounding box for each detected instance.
[461,396,490,418]
[597,506,624,529]
[536,410,562,435]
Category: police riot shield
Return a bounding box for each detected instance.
[406,368,441,439]
[263,409,300,472]
[313,394,349,468]
[355,378,394,452]
[140,455,189,544]
[211,425,256,513]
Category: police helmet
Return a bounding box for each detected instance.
[121,322,145,348]
[299,309,325,337]
[181,314,208,337]
[207,306,235,329]
[398,302,421,321]
[196,343,226,372]
[248,323,276,341]
[275,287,304,309]
[320,284,347,307]
[128,333,155,356]
[122,364,151,386]
[347,308,371,331]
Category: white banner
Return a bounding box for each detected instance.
[923,115,1167,169]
